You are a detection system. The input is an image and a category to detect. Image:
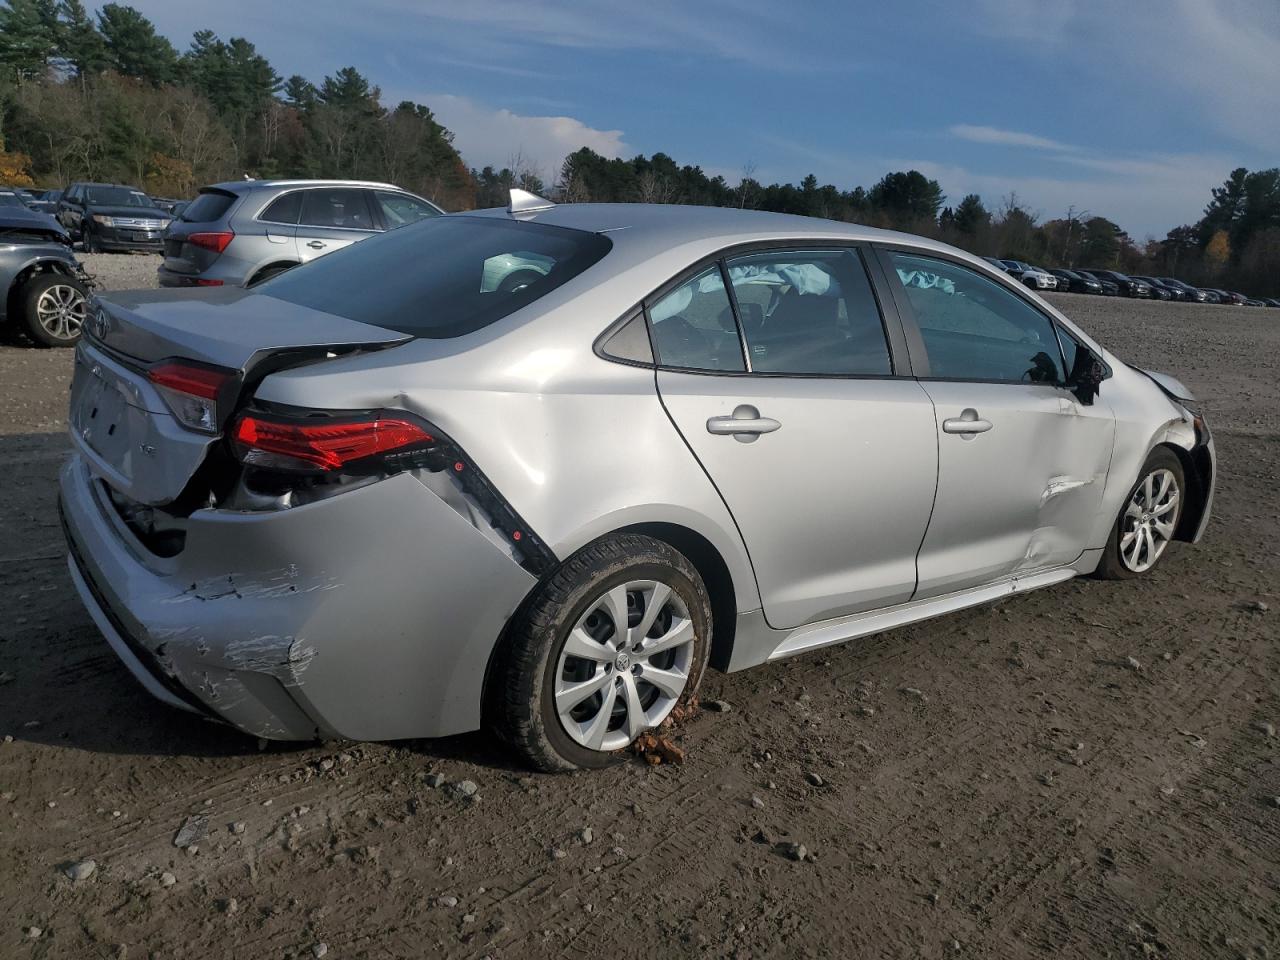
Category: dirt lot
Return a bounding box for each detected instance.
[1,275,1277,958]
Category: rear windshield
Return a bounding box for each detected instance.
[259,215,612,338]
[181,190,236,223]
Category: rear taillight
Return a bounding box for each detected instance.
[187,231,234,254]
[147,360,234,434]
[232,413,435,472]
[229,407,555,575]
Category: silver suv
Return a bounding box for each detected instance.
[157,179,442,288]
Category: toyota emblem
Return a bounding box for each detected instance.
[90,305,111,340]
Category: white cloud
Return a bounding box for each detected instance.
[426,94,629,182]
[376,0,854,72]
[949,125,1075,152]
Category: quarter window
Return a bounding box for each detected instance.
[299,188,376,230]
[890,252,1065,384]
[259,191,303,225]
[726,249,891,376]
[647,266,745,372]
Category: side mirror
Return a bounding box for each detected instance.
[1067,347,1107,405]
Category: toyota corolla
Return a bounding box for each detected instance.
[60,193,1215,771]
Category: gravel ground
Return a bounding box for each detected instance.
[0,293,1277,959]
[80,252,162,293]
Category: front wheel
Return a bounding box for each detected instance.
[21,273,89,347]
[1095,448,1184,579]
[492,534,711,772]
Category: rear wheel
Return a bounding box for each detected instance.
[1095,448,1184,579]
[20,273,88,347]
[493,534,711,772]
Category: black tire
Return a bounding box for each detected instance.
[20,272,89,348]
[82,227,100,254]
[1094,447,1185,580]
[491,533,712,772]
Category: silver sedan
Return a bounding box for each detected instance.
[60,193,1215,771]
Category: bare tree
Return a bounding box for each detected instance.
[737,161,758,209]
[636,169,677,204]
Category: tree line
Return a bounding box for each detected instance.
[1,1,1276,295]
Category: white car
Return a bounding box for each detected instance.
[1000,260,1059,291]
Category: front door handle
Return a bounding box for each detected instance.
[706,404,781,443]
[942,408,992,437]
[306,240,326,250]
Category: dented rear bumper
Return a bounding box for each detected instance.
[60,454,537,742]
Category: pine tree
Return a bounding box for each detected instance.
[0,0,59,81]
[97,2,178,85]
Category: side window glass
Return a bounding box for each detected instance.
[299,188,375,230]
[647,266,745,372]
[260,191,302,225]
[890,252,1065,383]
[375,191,440,228]
[726,249,891,376]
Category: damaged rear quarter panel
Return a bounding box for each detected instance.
[63,456,536,741]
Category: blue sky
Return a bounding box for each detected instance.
[130,0,1279,238]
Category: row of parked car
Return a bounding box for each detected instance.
[0,177,445,348]
[982,257,1279,308]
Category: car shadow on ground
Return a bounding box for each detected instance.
[0,430,524,770]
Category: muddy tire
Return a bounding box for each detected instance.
[20,272,89,348]
[1094,447,1185,580]
[492,533,711,772]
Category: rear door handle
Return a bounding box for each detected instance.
[942,408,992,436]
[306,240,326,250]
[706,404,781,443]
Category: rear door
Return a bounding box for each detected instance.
[295,187,378,263]
[653,246,938,630]
[877,248,1115,597]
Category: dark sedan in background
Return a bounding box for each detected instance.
[1076,270,1120,296]
[1158,278,1208,302]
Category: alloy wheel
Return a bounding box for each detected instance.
[35,283,88,342]
[554,579,695,752]
[1120,468,1180,573]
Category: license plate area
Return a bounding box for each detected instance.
[71,353,147,479]
[68,346,216,505]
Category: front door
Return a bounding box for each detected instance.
[651,248,939,630]
[880,249,1115,598]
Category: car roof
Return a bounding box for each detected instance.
[476,203,957,249]
[467,202,997,263]
[205,179,405,194]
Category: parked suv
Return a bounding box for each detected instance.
[157,180,443,288]
[998,259,1058,291]
[57,183,171,253]
[1049,269,1102,294]
[1085,269,1151,298]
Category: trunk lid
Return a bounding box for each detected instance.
[70,288,411,505]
